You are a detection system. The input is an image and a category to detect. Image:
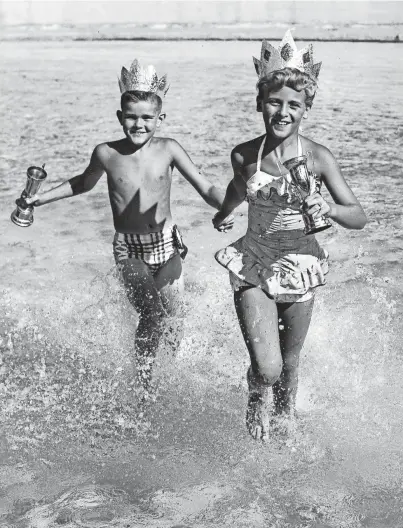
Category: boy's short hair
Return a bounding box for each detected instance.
[257,67,318,109]
[121,90,163,111]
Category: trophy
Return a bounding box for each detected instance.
[11,164,47,227]
[283,155,331,235]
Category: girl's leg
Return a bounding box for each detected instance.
[234,286,283,440]
[272,297,314,417]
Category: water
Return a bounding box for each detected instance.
[0,40,403,527]
[1,2,403,41]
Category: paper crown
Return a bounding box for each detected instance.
[118,59,169,97]
[253,30,322,82]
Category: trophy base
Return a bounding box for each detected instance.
[303,215,332,235]
[11,209,34,227]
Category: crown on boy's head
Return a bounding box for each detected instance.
[253,30,322,82]
[118,59,170,97]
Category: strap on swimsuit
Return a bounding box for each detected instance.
[256,135,303,174]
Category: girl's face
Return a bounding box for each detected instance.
[258,84,309,139]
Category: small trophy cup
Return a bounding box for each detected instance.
[11,164,47,227]
[283,155,331,235]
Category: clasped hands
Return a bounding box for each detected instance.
[212,211,234,232]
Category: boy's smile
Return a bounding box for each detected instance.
[118,100,165,147]
[259,85,308,139]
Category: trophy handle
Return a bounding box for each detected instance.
[306,150,321,194]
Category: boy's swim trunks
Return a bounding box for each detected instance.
[113,224,187,275]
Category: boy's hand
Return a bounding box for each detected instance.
[15,194,38,208]
[303,193,331,219]
[22,194,40,207]
[15,196,29,209]
[212,212,234,233]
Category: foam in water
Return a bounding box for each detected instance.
[1,247,402,527]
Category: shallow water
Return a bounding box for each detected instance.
[1,40,403,527]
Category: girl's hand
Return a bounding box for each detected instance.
[213,212,235,232]
[303,193,331,219]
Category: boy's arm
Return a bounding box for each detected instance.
[169,139,225,210]
[212,148,247,229]
[25,145,107,207]
[304,145,367,230]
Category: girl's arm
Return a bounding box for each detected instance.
[25,145,106,207]
[212,148,247,229]
[305,146,367,230]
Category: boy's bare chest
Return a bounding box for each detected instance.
[107,156,172,194]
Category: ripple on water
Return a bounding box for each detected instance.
[3,482,238,528]
[2,485,131,528]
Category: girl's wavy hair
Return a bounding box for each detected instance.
[257,68,318,109]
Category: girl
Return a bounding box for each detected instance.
[213,32,366,441]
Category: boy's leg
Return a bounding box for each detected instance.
[234,286,283,440]
[118,258,166,392]
[154,254,184,315]
[153,254,185,356]
[272,298,314,417]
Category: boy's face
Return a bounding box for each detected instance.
[117,99,165,146]
[258,85,309,139]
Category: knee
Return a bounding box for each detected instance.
[138,307,184,341]
[253,360,283,387]
[260,367,282,386]
[138,308,165,331]
[164,299,185,319]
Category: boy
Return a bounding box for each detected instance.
[23,59,233,396]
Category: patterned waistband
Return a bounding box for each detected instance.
[113,224,187,267]
[113,225,175,264]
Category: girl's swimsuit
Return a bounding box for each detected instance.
[215,135,329,303]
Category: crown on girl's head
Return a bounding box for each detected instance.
[118,59,170,97]
[253,30,322,82]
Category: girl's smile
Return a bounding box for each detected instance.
[259,85,308,139]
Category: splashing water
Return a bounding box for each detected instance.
[1,39,403,527]
[1,248,403,528]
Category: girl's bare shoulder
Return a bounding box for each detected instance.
[300,135,335,162]
[300,135,340,179]
[232,135,265,167]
